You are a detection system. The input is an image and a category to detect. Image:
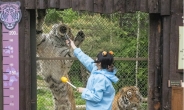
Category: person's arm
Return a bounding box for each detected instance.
[81,76,106,102]
[74,48,95,72]
[67,39,95,72]
[69,39,77,50]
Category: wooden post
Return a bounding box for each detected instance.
[30,10,37,110]
[162,15,171,110]
[148,13,162,110]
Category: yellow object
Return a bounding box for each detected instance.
[109,51,114,55]
[102,51,107,56]
[61,77,68,83]
[61,76,77,89]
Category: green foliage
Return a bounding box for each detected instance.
[61,8,79,23]
[69,61,86,105]
[141,103,148,110]
[37,89,53,110]
[69,14,128,56]
[37,75,43,80]
[44,9,63,25]
[137,62,148,97]
[44,10,148,58]
[74,91,86,105]
[44,9,79,25]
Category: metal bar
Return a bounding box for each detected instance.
[36,57,148,61]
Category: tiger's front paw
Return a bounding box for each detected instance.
[74,30,85,47]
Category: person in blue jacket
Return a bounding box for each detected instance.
[67,39,119,110]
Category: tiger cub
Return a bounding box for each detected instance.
[112,86,143,110]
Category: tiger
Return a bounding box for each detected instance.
[112,86,143,110]
[0,1,22,30]
[36,10,85,110]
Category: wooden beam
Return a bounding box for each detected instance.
[171,0,183,14]
[25,0,36,9]
[86,0,94,12]
[140,0,148,12]
[22,0,183,15]
[136,0,140,11]
[48,0,59,8]
[94,0,104,13]
[113,0,125,13]
[59,0,71,9]
[19,7,26,110]
[37,0,48,9]
[72,0,79,11]
[125,0,136,13]
[148,13,162,110]
[153,13,162,110]
[30,10,37,110]
[79,0,86,10]
[24,9,32,110]
[148,0,160,13]
[162,15,171,110]
[161,0,170,15]
[103,0,114,14]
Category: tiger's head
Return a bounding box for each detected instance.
[112,86,143,110]
[0,1,22,30]
[36,23,85,59]
[48,23,85,48]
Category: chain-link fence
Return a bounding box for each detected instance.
[36,9,149,110]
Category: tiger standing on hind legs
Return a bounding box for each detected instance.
[36,9,85,110]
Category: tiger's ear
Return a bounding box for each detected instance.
[120,87,126,93]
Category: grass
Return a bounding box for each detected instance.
[74,91,86,105]
[37,88,54,110]
[140,103,148,110]
[37,76,86,110]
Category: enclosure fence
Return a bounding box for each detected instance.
[36,9,149,110]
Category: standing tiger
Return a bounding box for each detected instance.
[36,10,85,110]
[112,86,143,110]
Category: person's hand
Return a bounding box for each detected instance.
[66,39,77,49]
[77,87,85,93]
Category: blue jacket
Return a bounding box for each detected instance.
[74,48,119,110]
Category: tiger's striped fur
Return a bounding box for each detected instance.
[36,10,85,110]
[112,86,143,110]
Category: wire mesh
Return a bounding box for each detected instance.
[36,9,149,110]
